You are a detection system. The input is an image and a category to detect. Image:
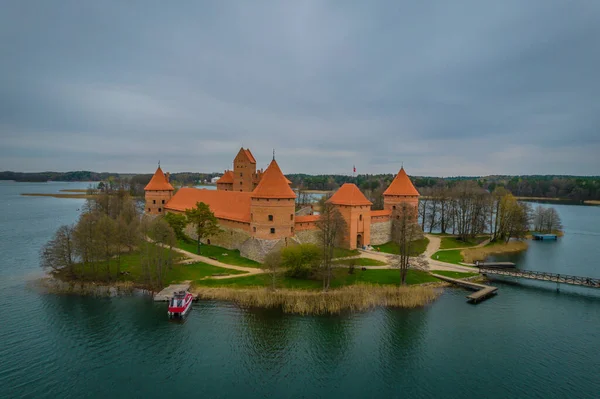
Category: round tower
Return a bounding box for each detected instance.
[383,167,420,219]
[250,159,296,239]
[144,165,175,215]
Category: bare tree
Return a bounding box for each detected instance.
[263,250,282,290]
[41,225,77,277]
[315,202,347,291]
[392,203,420,285]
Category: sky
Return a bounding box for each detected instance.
[1,1,599,177]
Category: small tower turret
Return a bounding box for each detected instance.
[383,167,420,220]
[144,165,175,215]
[250,159,296,239]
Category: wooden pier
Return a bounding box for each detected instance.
[154,281,193,302]
[478,267,600,289]
[431,274,498,304]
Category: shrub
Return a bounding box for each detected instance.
[281,244,321,279]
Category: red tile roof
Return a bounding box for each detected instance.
[244,149,257,164]
[383,167,420,196]
[216,170,234,184]
[252,159,296,199]
[371,210,391,217]
[327,183,372,206]
[165,188,252,222]
[295,215,320,223]
[144,167,174,191]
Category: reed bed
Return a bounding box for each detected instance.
[462,240,528,263]
[193,284,440,315]
[35,277,139,297]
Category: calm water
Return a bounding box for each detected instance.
[1,181,599,398]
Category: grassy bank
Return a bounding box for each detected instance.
[193,284,439,315]
[431,250,465,265]
[439,236,488,249]
[373,237,429,256]
[177,240,261,268]
[195,268,438,290]
[430,270,477,279]
[461,240,528,263]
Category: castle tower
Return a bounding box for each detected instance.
[144,165,175,215]
[233,148,257,192]
[216,170,234,191]
[383,167,420,219]
[328,184,373,249]
[250,159,296,239]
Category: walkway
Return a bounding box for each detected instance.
[423,234,483,273]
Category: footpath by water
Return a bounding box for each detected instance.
[0,181,599,398]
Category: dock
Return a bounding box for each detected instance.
[431,273,498,304]
[154,282,193,302]
[478,267,600,289]
[532,233,558,240]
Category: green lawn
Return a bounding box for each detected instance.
[166,262,245,284]
[195,268,437,289]
[332,258,387,266]
[373,237,429,256]
[439,236,488,249]
[177,240,261,268]
[430,270,477,279]
[431,250,464,265]
[333,247,360,258]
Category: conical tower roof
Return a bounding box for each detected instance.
[251,159,296,199]
[144,166,174,191]
[328,183,372,206]
[383,167,419,196]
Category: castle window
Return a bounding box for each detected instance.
[290,214,293,221]
[268,215,273,221]
[153,200,156,204]
[270,228,275,234]
[359,214,363,221]
[291,227,294,233]
[251,213,253,221]
[158,208,162,213]
[240,181,242,185]
[148,208,151,212]
[393,205,396,210]
[253,227,256,232]
[240,173,243,177]
[162,200,165,204]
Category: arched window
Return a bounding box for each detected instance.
[291,227,294,233]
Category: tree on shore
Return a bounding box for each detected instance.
[41,225,77,278]
[392,203,420,285]
[316,202,347,291]
[532,205,563,233]
[141,217,177,288]
[281,244,321,279]
[185,202,221,253]
[263,250,282,290]
[164,212,188,241]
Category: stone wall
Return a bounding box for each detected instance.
[240,237,298,262]
[370,220,391,245]
[294,229,321,246]
[184,223,251,250]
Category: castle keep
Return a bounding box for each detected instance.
[144,148,419,261]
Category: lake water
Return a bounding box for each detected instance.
[1,181,599,398]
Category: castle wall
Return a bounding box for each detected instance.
[250,198,296,239]
[294,229,321,246]
[335,204,371,249]
[239,236,297,262]
[370,220,392,245]
[183,222,251,250]
[217,182,233,191]
[145,190,173,215]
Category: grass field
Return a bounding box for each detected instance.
[431,250,465,265]
[439,236,488,249]
[431,270,477,279]
[333,247,360,258]
[166,262,245,284]
[332,258,387,266]
[373,237,429,256]
[195,268,438,290]
[177,240,262,268]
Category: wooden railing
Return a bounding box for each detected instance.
[478,267,600,288]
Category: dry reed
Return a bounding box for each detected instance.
[193,284,440,315]
[34,277,138,297]
[462,240,528,263]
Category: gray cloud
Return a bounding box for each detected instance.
[1,0,599,176]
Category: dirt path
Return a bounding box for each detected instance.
[171,246,264,279]
[423,234,480,273]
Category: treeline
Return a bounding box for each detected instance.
[289,174,600,201]
[41,189,180,289]
[0,170,116,182]
[417,182,562,242]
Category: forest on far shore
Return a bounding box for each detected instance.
[2,170,599,201]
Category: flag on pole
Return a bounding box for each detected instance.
[353,165,356,173]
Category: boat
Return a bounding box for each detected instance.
[167,290,194,318]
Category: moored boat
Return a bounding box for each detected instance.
[168,290,194,318]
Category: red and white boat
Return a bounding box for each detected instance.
[168,290,194,318]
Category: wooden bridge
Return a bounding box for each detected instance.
[478,267,600,289]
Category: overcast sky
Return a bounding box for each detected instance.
[1,1,599,177]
